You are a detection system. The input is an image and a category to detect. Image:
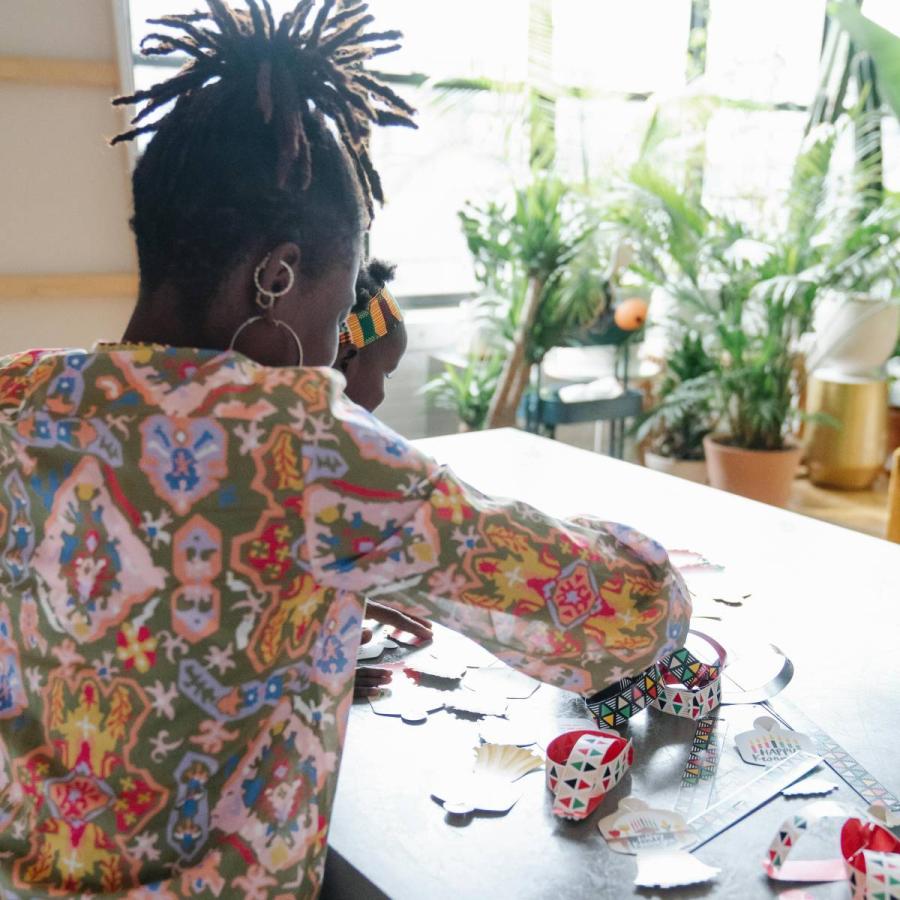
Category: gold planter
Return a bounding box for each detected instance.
[805,373,888,489]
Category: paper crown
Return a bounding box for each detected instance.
[546,729,633,820]
[340,286,403,350]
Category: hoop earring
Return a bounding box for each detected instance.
[229,254,304,366]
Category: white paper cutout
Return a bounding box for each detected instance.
[479,718,538,747]
[597,798,695,855]
[356,634,397,661]
[781,777,839,797]
[404,654,466,681]
[444,693,508,718]
[464,666,540,700]
[868,801,900,833]
[432,743,543,816]
[633,849,720,888]
[735,716,815,766]
[368,672,445,724]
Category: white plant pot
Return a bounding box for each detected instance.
[808,292,900,377]
[644,452,708,484]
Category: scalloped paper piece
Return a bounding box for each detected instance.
[357,634,398,661]
[633,849,719,888]
[479,718,538,747]
[736,716,815,767]
[764,799,857,883]
[782,776,839,798]
[597,797,695,855]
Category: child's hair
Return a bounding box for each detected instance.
[111,0,415,325]
[342,257,402,349]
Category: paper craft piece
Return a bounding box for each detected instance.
[356,633,398,661]
[404,655,466,681]
[444,693,508,718]
[633,849,720,888]
[597,798,695,855]
[770,699,900,810]
[764,799,857,883]
[585,667,661,728]
[675,716,727,820]
[368,673,445,724]
[735,716,815,767]
[686,751,822,852]
[478,719,537,747]
[842,816,900,900]
[782,777,839,798]
[432,743,543,816]
[546,730,633,821]
[655,645,722,721]
[463,666,540,700]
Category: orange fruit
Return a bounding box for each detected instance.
[614,297,648,331]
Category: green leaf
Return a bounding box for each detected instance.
[829,2,900,121]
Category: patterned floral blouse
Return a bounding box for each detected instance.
[0,345,690,898]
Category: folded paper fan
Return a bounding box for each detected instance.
[473,743,543,781]
[546,729,633,821]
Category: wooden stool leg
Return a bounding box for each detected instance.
[888,448,900,543]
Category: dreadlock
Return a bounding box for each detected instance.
[112,0,415,329]
[353,257,396,310]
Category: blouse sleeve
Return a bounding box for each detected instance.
[301,379,692,695]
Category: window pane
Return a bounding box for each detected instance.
[702,108,807,231]
[861,0,900,34]
[704,0,826,104]
[552,0,691,93]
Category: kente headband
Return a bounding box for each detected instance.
[340,286,403,350]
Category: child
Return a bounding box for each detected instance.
[335,258,407,412]
[336,260,429,695]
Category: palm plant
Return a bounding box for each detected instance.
[458,176,609,428]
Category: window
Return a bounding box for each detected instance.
[125,1,898,297]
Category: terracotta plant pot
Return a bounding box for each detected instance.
[644,451,708,485]
[703,435,802,507]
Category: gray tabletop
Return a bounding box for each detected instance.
[324,429,900,900]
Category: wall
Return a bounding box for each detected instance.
[0,0,136,356]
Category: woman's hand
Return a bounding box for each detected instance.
[354,666,392,699]
[365,600,432,642]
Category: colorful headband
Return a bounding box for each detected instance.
[546,729,633,820]
[340,286,403,349]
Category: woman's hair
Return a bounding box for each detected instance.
[112,0,415,322]
[353,257,396,311]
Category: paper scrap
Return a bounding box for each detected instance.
[736,716,815,767]
[356,634,397,661]
[368,672,445,723]
[782,777,838,798]
[633,849,719,888]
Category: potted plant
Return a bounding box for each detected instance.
[424,352,505,432]
[637,329,715,483]
[458,177,610,429]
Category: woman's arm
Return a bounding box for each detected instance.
[301,379,691,695]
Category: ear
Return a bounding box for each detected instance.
[256,242,301,296]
